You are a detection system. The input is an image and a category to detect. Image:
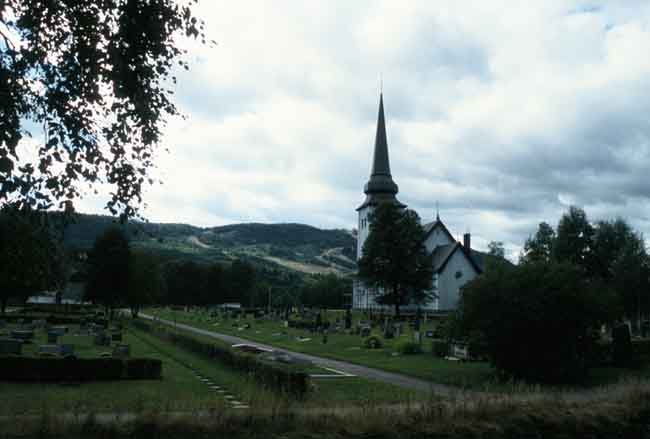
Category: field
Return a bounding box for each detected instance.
[146,307,650,390]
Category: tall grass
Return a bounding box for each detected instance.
[4,380,649,439]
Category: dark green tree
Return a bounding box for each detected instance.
[521,221,555,264]
[457,261,618,382]
[357,203,433,317]
[554,206,594,271]
[0,0,208,218]
[487,241,505,258]
[229,259,255,305]
[126,250,166,317]
[85,226,130,315]
[163,260,206,306]
[301,274,351,309]
[204,263,226,306]
[0,204,64,313]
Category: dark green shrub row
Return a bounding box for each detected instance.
[432,339,449,357]
[287,319,315,331]
[395,341,421,355]
[131,319,309,397]
[633,339,650,356]
[0,357,162,381]
[0,314,106,326]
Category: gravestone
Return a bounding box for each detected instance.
[94,333,110,346]
[111,332,123,342]
[425,330,435,338]
[47,332,59,344]
[451,343,470,360]
[360,326,371,337]
[39,344,60,356]
[60,344,74,356]
[49,327,67,337]
[0,338,22,355]
[612,323,633,366]
[112,344,130,358]
[642,320,650,338]
[10,329,34,341]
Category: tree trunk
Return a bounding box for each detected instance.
[1,297,7,315]
[394,302,400,319]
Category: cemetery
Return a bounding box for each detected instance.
[0,306,423,417]
[145,306,650,389]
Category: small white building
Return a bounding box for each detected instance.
[353,94,486,312]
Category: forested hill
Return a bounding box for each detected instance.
[203,223,352,248]
[62,213,357,276]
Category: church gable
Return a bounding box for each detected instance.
[437,246,481,310]
[423,220,455,253]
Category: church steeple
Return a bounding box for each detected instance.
[370,93,391,178]
[357,93,403,213]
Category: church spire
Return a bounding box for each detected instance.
[370,93,391,178]
[357,93,403,211]
[363,93,398,196]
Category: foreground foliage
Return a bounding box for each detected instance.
[457,261,618,382]
[0,0,206,217]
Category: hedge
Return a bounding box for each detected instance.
[395,341,421,355]
[432,339,449,357]
[0,357,162,381]
[0,314,106,326]
[287,319,315,331]
[132,319,309,397]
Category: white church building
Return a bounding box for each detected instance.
[353,94,486,312]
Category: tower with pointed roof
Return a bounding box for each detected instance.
[353,93,490,313]
[355,93,405,260]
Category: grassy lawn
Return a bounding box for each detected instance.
[146,307,650,391]
[146,307,495,388]
[0,327,226,415]
[0,320,427,416]
[134,319,428,406]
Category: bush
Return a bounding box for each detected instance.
[432,339,449,357]
[0,357,160,381]
[395,341,421,355]
[125,358,163,379]
[287,319,315,331]
[363,335,382,349]
[457,261,618,382]
[632,339,650,356]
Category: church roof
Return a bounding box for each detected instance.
[357,93,403,211]
[432,242,484,274]
[423,216,456,243]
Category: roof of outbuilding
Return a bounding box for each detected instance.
[432,242,484,275]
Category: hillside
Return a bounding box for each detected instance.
[62,213,357,276]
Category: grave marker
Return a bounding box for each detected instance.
[10,329,34,341]
[0,338,22,355]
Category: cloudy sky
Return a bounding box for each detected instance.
[75,1,650,259]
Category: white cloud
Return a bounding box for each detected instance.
[67,0,650,256]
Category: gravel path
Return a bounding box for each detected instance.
[140,313,458,396]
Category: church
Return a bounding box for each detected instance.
[353,94,487,312]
